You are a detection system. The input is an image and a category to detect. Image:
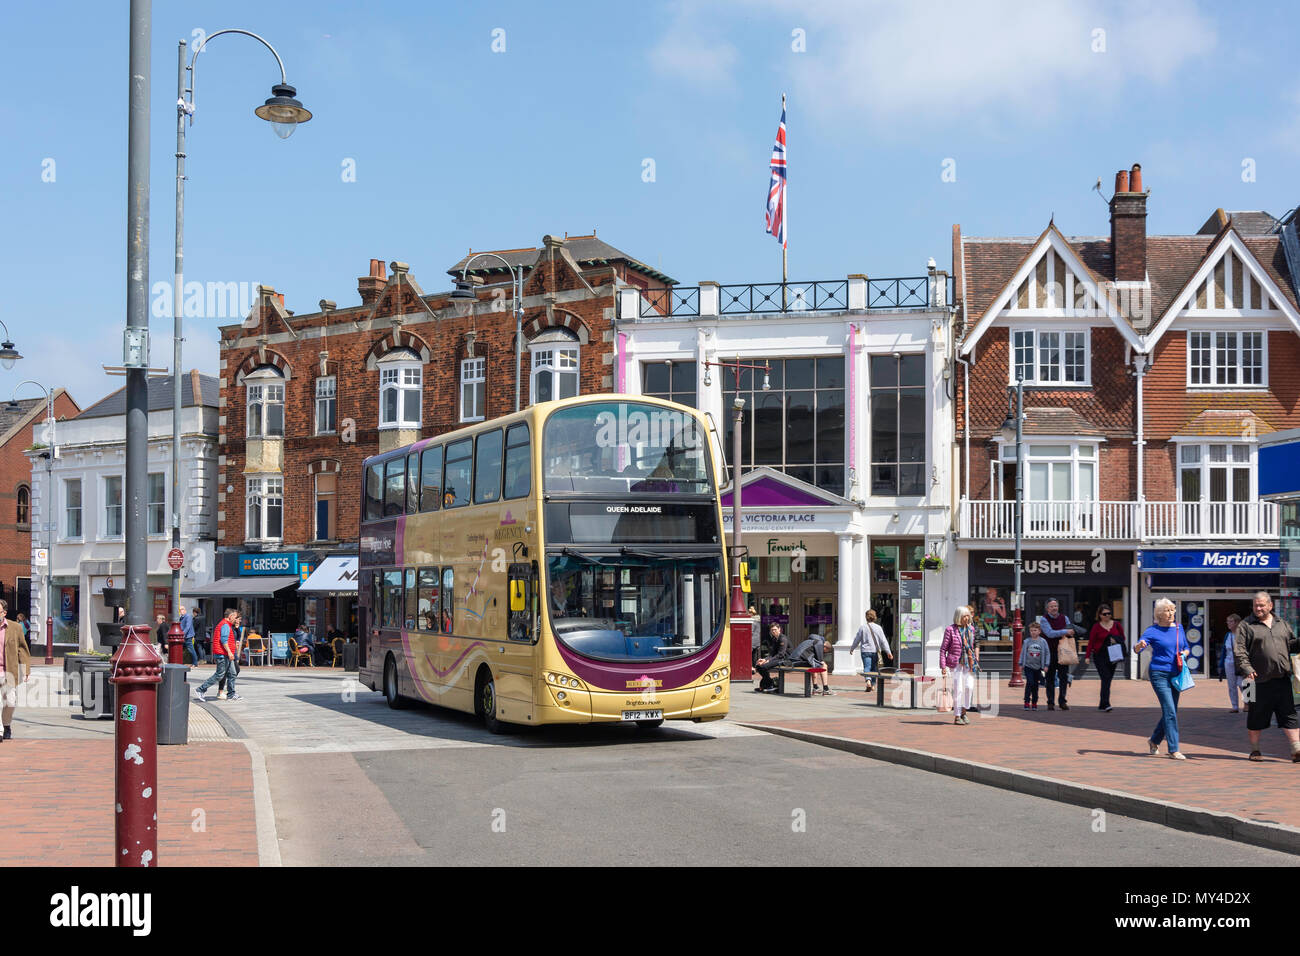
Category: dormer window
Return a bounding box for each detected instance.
[378,349,422,429]
[1010,329,1089,386]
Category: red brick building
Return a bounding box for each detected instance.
[1,389,80,622]
[954,165,1300,674]
[209,234,671,637]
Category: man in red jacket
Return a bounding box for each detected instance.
[194,609,242,702]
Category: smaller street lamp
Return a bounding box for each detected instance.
[0,320,21,370]
[254,83,313,138]
[998,377,1026,687]
[452,254,527,412]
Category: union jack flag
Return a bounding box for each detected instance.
[765,104,787,248]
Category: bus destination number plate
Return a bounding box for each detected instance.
[621,710,663,721]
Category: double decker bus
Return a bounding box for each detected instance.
[357,395,731,732]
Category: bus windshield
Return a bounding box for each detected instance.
[546,551,725,663]
[543,401,711,495]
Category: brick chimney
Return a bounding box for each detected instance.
[1109,163,1147,281]
[358,258,386,305]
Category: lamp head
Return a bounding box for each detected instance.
[451,276,479,300]
[255,83,312,139]
[0,340,21,370]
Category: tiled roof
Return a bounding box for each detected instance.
[447,235,677,285]
[1173,409,1275,438]
[1197,208,1280,236]
[77,371,218,419]
[1022,406,1108,438]
[0,398,43,440]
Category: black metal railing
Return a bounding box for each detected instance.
[867,276,930,309]
[638,285,700,317]
[718,279,849,314]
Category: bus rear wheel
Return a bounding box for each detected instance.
[477,670,506,735]
[384,657,409,710]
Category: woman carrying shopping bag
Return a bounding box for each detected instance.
[941,606,980,725]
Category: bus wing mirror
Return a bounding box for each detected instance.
[739,560,752,593]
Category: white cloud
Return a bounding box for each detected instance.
[648,7,741,91]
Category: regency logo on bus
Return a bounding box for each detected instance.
[594,407,701,458]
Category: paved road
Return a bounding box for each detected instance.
[219,669,1297,866]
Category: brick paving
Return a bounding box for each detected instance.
[743,670,1300,831]
[0,739,258,867]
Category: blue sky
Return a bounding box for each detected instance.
[1,0,1297,408]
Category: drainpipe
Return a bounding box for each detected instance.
[848,323,858,498]
[1134,352,1147,538]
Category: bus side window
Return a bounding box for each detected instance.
[384,459,405,517]
[420,446,442,513]
[442,567,454,633]
[406,453,420,514]
[417,567,439,631]
[474,429,503,504]
[504,423,531,499]
[364,464,383,520]
[404,568,417,629]
[444,439,472,509]
[382,569,402,628]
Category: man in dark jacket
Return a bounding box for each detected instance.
[789,634,833,696]
[1233,591,1300,762]
[754,623,791,692]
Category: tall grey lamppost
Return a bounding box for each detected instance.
[7,382,56,664]
[451,255,526,412]
[998,376,1026,687]
[171,29,311,617]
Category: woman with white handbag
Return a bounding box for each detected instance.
[1086,604,1126,712]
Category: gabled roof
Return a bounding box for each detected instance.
[959,223,1143,355]
[719,466,856,509]
[0,389,75,450]
[448,235,677,286]
[77,371,218,419]
[1197,208,1281,236]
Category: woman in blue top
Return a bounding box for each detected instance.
[1134,598,1188,760]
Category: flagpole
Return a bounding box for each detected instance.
[781,92,787,311]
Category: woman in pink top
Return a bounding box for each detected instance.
[941,606,980,725]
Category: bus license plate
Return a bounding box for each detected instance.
[621,709,663,721]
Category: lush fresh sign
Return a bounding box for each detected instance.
[239,553,299,576]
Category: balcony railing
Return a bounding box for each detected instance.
[959,499,1279,542]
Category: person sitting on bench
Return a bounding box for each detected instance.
[754,622,792,692]
[789,634,834,696]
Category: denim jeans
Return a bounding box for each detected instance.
[197,656,236,696]
[1149,670,1181,753]
[184,636,201,666]
[860,651,877,679]
[1024,667,1042,704]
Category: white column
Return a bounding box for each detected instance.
[834,533,856,673]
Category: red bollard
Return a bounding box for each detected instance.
[110,624,163,867]
[167,622,184,665]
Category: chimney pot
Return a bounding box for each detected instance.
[1129,163,1143,193]
[1116,169,1129,194]
[1109,164,1148,281]
[370,258,386,279]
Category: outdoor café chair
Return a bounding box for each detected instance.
[288,637,314,668]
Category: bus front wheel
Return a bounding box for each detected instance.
[384,657,409,710]
[476,669,507,734]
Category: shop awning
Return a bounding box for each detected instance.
[298,557,359,595]
[180,576,301,598]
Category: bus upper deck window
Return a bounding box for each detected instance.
[474,429,503,504]
[384,459,405,516]
[364,463,383,520]
[504,423,531,499]
[444,439,472,508]
[419,446,443,512]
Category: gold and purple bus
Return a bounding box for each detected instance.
[357,395,731,732]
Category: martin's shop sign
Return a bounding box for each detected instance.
[1138,549,1280,573]
[970,550,1131,586]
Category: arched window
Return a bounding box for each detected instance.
[530,328,580,404]
[378,348,422,429]
[246,366,285,438]
[16,485,29,526]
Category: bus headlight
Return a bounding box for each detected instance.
[556,691,567,701]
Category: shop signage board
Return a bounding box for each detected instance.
[1137,549,1279,572]
[970,550,1131,586]
[239,553,300,576]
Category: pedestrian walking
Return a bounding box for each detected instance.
[1231,592,1300,762]
[178,604,199,666]
[1222,612,1242,713]
[1037,598,1074,711]
[941,606,979,725]
[154,613,169,655]
[16,613,29,652]
[1087,603,1126,712]
[195,609,242,702]
[1134,597,1188,759]
[849,609,893,691]
[754,622,792,692]
[0,600,31,742]
[1019,619,1051,711]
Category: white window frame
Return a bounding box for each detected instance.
[530,344,580,405]
[1176,442,1255,503]
[63,478,82,540]
[379,355,422,429]
[147,471,166,536]
[1186,330,1267,389]
[103,474,124,539]
[313,472,336,542]
[998,440,1098,501]
[246,368,286,438]
[1008,328,1091,386]
[315,376,337,435]
[246,475,284,542]
[460,358,486,422]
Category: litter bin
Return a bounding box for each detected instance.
[343,642,359,672]
[80,660,114,719]
[157,663,190,745]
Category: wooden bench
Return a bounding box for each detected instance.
[771,665,828,697]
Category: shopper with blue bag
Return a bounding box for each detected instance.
[1134,597,1193,760]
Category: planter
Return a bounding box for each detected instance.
[80,661,115,720]
[920,558,944,571]
[62,654,106,702]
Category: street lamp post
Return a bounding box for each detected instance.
[172,29,311,620]
[1000,377,1026,687]
[8,383,55,664]
[701,358,770,680]
[451,254,526,412]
